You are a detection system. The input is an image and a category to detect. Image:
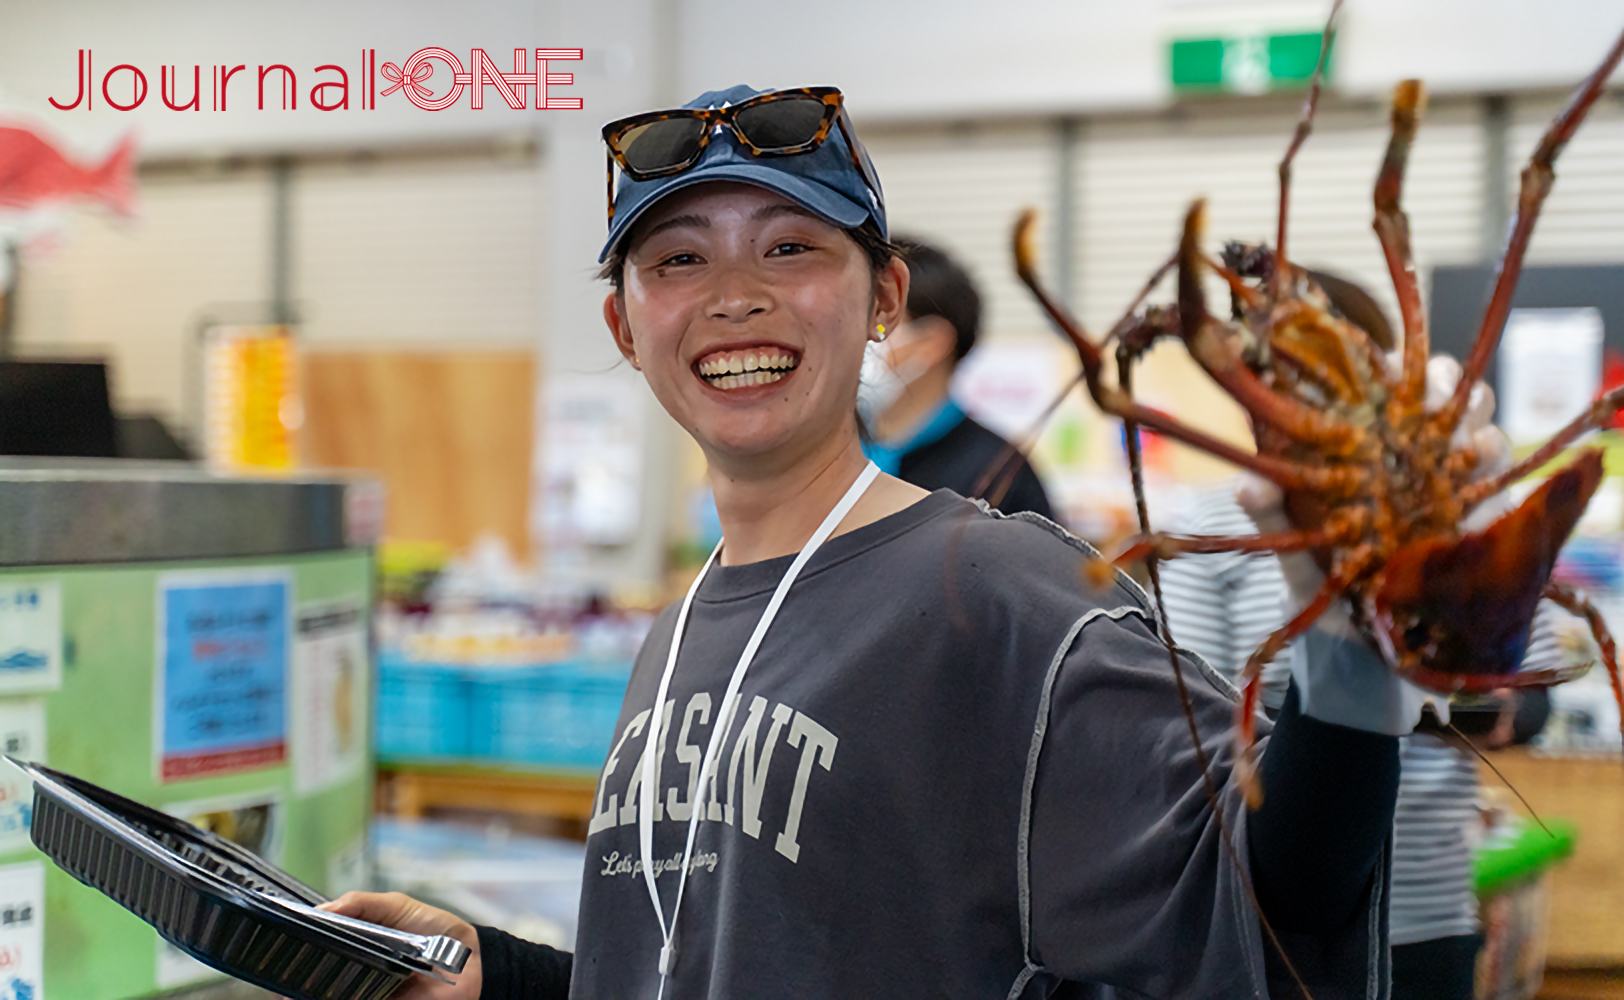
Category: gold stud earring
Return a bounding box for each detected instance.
[875,323,887,342]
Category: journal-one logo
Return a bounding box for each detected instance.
[48,48,584,112]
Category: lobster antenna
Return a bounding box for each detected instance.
[972,251,1179,508]
[1447,722,1554,838]
[1122,351,1316,1000]
[1275,0,1344,286]
[974,373,1082,509]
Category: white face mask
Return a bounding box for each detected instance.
[855,339,928,432]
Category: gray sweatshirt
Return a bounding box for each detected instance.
[568,490,1389,998]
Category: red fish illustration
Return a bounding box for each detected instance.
[0,123,135,217]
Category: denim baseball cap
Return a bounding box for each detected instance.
[599,84,887,263]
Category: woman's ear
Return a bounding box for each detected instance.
[603,292,640,369]
[872,255,910,335]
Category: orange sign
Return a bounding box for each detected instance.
[203,324,301,471]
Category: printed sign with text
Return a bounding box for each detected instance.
[0,701,46,856]
[0,862,44,1000]
[156,573,290,782]
[0,583,62,697]
[292,601,368,794]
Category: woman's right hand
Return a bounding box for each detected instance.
[319,892,483,1000]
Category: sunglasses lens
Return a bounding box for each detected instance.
[618,118,708,174]
[734,97,829,150]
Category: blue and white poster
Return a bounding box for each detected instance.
[0,583,61,697]
[156,573,291,782]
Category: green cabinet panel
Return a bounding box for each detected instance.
[0,550,373,998]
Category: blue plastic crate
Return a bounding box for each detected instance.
[468,660,633,769]
[376,654,473,759]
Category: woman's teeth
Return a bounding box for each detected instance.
[696,350,798,390]
[709,370,788,390]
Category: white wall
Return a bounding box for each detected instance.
[680,0,1623,120]
[293,157,545,348]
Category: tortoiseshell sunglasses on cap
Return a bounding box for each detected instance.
[601,86,885,227]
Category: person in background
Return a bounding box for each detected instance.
[858,237,1054,517]
[1158,482,1297,713]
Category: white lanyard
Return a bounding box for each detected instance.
[637,461,881,994]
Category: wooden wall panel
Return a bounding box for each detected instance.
[1484,749,1624,968]
[302,351,535,557]
[1538,969,1624,998]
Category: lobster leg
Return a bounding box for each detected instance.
[1088,526,1344,590]
[1542,582,1624,752]
[1404,585,1618,757]
[1274,0,1342,291]
[1107,253,1180,343]
[1437,27,1624,437]
[1374,79,1429,427]
[1462,385,1624,509]
[1403,657,1593,694]
[1233,547,1374,809]
[1109,516,1360,566]
[974,255,1184,509]
[1014,210,1368,494]
[972,255,1182,508]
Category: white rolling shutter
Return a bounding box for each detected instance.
[292,155,543,346]
[1510,94,1624,264]
[1073,100,1485,337]
[12,150,547,433]
[11,169,275,428]
[861,122,1061,343]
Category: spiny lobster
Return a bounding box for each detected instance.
[1010,13,1624,806]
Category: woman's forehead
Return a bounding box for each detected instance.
[631,181,829,238]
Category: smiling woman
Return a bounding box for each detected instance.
[598,183,926,566]
[323,83,1414,1000]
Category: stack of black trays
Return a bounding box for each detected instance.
[9,758,468,1000]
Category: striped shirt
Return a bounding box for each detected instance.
[1158,486,1297,710]
[1156,483,1564,945]
[1388,734,1484,944]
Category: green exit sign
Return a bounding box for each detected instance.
[1170,32,1331,94]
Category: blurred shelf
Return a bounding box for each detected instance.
[377,762,599,830]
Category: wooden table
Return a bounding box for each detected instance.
[1482,748,1624,969]
[377,762,600,839]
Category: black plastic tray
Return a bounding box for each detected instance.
[7,758,468,999]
